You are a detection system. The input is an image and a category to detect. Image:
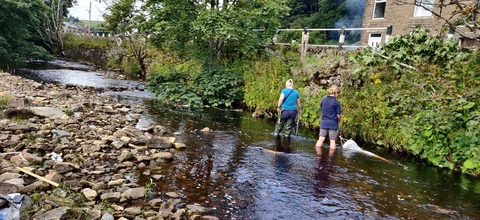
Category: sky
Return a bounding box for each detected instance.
[68,0,107,21]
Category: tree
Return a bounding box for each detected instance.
[45,0,69,56]
[103,0,149,80]
[143,0,290,62]
[0,0,54,62]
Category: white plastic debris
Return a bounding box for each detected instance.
[50,152,63,162]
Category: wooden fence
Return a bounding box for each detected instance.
[264,26,393,63]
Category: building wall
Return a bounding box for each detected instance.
[360,0,457,46]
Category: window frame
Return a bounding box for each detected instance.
[413,0,434,17]
[373,0,387,19]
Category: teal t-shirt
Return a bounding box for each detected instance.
[280,88,300,110]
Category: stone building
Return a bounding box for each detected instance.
[360,0,478,47]
[63,22,91,35]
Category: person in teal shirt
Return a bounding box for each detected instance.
[274,79,301,137]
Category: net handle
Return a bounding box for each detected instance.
[339,136,348,146]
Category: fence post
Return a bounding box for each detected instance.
[338,26,346,51]
[301,28,309,63]
[385,25,393,43]
[448,27,454,39]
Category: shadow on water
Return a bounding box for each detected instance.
[5,61,480,220]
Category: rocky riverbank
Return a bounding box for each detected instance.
[0,72,217,220]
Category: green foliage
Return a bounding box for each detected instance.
[147,62,243,108]
[143,0,289,62]
[106,57,122,69]
[80,20,106,32]
[344,27,480,175]
[0,0,54,62]
[61,108,73,116]
[144,178,157,200]
[0,95,12,110]
[300,88,325,128]
[194,64,244,108]
[100,200,112,213]
[243,56,291,111]
[147,64,202,107]
[63,33,111,49]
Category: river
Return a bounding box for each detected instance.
[2,60,480,219]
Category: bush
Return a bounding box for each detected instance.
[147,62,243,108]
[343,26,480,175]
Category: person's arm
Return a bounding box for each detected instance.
[277,93,285,110]
[337,101,342,123]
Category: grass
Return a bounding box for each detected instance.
[80,20,106,31]
[0,94,12,109]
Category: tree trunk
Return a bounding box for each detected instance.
[49,0,65,56]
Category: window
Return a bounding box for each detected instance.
[414,0,433,17]
[373,0,386,19]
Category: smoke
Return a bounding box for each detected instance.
[330,0,366,43]
[340,0,367,27]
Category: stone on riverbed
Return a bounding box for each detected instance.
[30,107,65,119]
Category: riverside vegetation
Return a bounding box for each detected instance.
[33,28,480,176]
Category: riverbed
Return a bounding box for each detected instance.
[3,60,480,219]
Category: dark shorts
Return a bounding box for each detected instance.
[319,128,339,141]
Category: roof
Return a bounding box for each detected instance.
[63,22,90,31]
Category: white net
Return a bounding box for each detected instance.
[342,139,362,151]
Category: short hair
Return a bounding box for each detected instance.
[327,85,341,95]
[286,79,294,87]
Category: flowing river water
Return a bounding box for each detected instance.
[2,60,480,219]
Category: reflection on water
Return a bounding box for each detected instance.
[314,150,335,198]
[5,61,480,220]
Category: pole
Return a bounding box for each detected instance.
[16,166,59,187]
[295,113,300,135]
[89,1,92,33]
[385,25,393,43]
[338,26,346,51]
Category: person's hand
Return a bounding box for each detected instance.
[277,107,282,113]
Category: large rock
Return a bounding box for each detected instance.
[3,108,33,119]
[30,107,65,119]
[0,182,20,194]
[121,187,145,200]
[149,136,175,149]
[33,206,71,220]
[7,97,32,108]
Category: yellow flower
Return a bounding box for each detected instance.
[374,79,382,84]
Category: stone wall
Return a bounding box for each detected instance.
[63,46,107,67]
[360,0,457,46]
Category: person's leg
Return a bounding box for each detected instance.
[284,118,294,137]
[273,118,285,136]
[315,136,326,155]
[282,110,296,137]
[315,129,328,155]
[328,129,339,150]
[329,140,336,150]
